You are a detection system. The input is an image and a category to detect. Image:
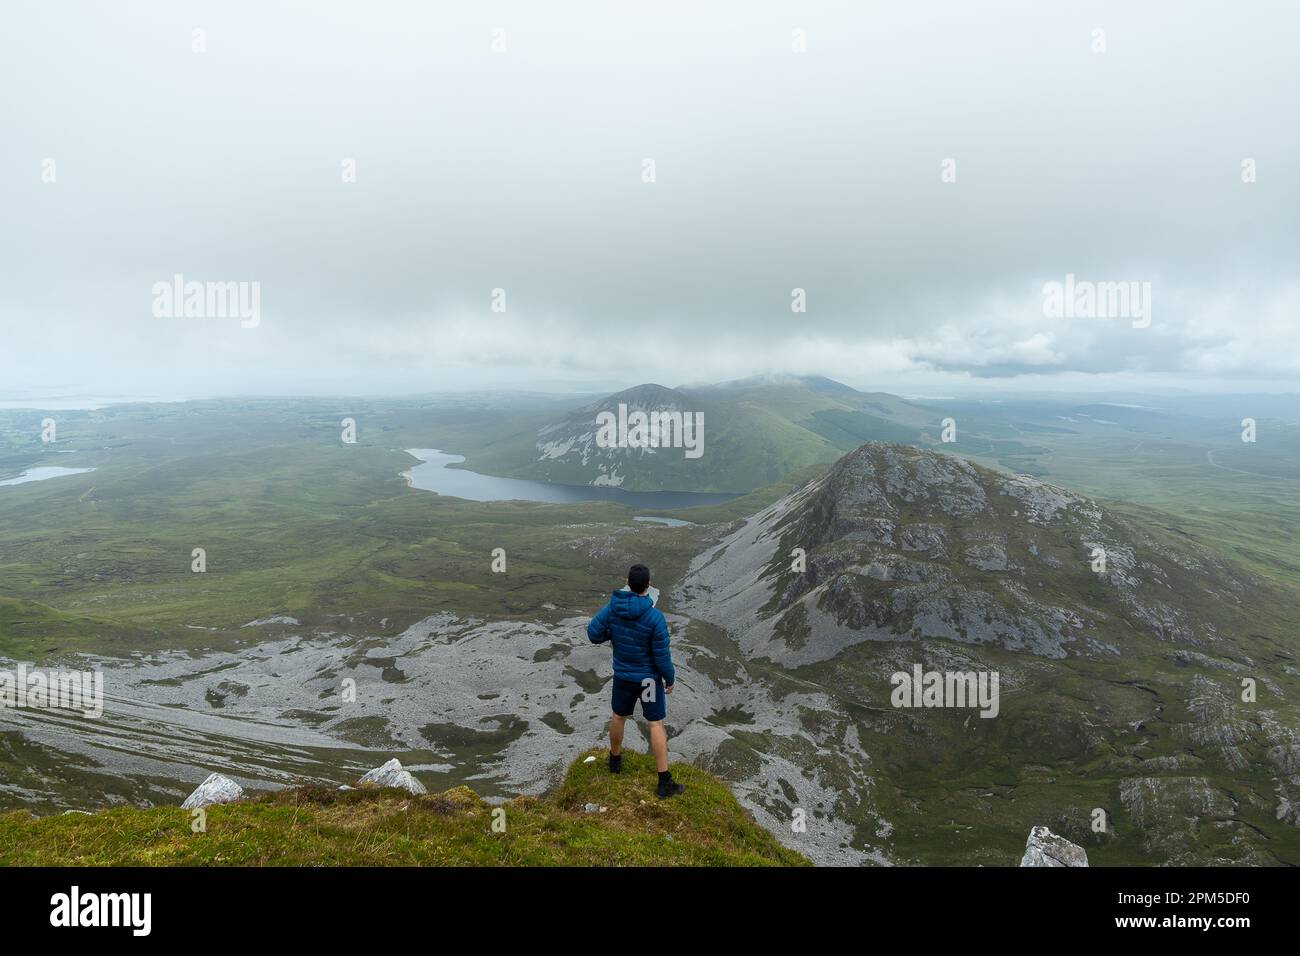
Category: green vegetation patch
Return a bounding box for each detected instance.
[0,750,808,867]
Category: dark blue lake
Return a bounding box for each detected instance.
[401,449,738,509]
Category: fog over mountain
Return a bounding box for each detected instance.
[2,0,1297,397]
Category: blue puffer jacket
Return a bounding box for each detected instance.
[587,589,676,686]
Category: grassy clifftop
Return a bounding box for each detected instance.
[0,750,809,867]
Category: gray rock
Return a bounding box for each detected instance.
[963,542,1008,572]
[357,758,427,795]
[180,772,244,809]
[1019,826,1088,867]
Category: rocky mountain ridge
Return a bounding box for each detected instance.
[675,441,1300,864]
[679,442,1258,667]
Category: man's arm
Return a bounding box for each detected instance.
[650,611,676,688]
[587,603,613,644]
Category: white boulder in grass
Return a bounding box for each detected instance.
[1019,826,1089,867]
[357,758,427,795]
[181,772,244,810]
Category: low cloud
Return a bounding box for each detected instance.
[2,1,1296,396]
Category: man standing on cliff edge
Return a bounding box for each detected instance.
[586,563,685,798]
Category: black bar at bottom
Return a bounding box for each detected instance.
[0,865,1282,941]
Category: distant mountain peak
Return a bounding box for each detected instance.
[457,375,939,494]
[699,372,861,395]
[792,374,862,395]
[678,440,1254,668]
[586,382,693,411]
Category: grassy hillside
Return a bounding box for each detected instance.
[0,750,808,866]
[454,376,937,493]
[0,399,718,661]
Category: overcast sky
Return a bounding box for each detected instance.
[2,0,1297,399]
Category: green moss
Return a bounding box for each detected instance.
[418,716,529,758]
[540,712,575,734]
[0,750,808,867]
[331,716,401,749]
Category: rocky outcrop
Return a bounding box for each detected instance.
[357,758,427,795]
[677,442,1265,668]
[1019,826,1088,867]
[180,772,244,809]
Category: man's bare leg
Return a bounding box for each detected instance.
[649,720,684,797]
[609,714,625,755]
[608,714,626,773]
[648,719,669,773]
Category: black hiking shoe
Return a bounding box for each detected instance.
[656,778,686,799]
[609,753,622,774]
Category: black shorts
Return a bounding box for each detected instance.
[611,676,666,721]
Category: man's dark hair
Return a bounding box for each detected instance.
[628,564,651,594]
